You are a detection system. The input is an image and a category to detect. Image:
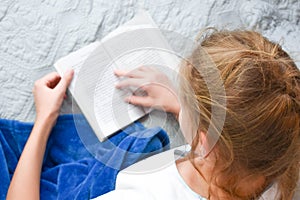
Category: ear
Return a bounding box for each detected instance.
[236,174,266,196]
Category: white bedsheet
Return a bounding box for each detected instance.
[0,0,299,198]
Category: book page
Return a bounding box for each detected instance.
[54,10,180,141]
[92,22,180,139]
[93,48,177,135]
[54,41,100,93]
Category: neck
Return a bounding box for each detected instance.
[176,156,210,198]
[176,155,266,200]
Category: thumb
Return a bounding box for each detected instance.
[56,69,74,92]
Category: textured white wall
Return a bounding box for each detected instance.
[0,0,299,198]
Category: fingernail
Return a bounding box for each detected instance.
[114,83,120,88]
[66,69,74,75]
[124,97,130,102]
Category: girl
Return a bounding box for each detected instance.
[7,30,300,199]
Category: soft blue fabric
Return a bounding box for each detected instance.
[0,114,170,200]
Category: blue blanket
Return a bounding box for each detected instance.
[0,114,170,200]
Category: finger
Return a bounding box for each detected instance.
[115,67,147,78]
[48,76,61,89]
[125,95,153,107]
[39,72,61,85]
[64,69,74,86]
[126,69,147,78]
[114,69,128,77]
[137,65,149,71]
[56,69,74,93]
[115,78,147,89]
[34,72,61,91]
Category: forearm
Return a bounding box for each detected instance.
[6,117,54,200]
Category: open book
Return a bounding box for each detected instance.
[54,10,180,141]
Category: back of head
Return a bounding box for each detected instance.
[181,30,300,199]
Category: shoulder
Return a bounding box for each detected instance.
[92,146,200,200]
[115,146,199,200]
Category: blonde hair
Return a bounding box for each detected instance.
[180,30,300,199]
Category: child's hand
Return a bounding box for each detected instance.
[33,70,74,125]
[114,66,180,117]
